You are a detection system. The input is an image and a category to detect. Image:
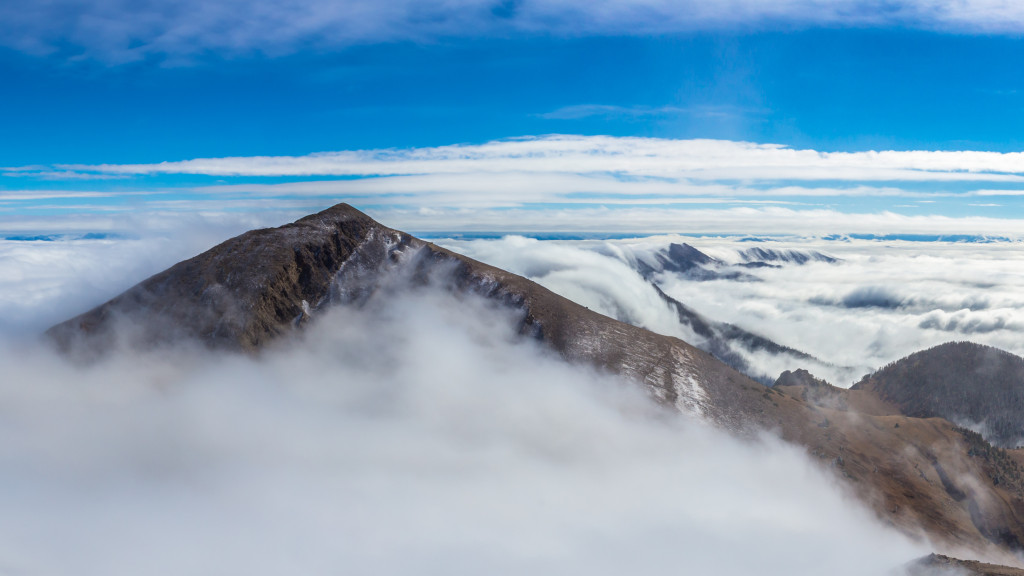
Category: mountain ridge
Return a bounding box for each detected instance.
[46,203,1024,566]
[48,203,764,424]
[853,341,1024,448]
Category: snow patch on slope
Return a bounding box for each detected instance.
[670,346,710,417]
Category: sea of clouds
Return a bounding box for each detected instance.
[443,234,1024,386]
[4,215,1018,573]
[0,267,928,575]
[7,217,1024,384]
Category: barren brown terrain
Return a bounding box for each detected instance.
[48,203,1024,570]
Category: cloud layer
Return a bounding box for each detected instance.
[444,235,1024,385]
[0,199,1013,572]
[46,136,1024,181]
[0,211,291,337]
[0,283,925,574]
[5,135,1024,237]
[5,0,1024,63]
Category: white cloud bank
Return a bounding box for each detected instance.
[5,0,1024,63]
[0,199,1012,573]
[0,285,926,575]
[7,135,1024,237]
[0,211,295,336]
[444,235,1024,385]
[47,136,1024,181]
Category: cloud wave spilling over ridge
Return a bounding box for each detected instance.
[0,282,925,575]
[444,235,1024,385]
[5,0,1024,63]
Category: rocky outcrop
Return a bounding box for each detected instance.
[739,246,839,265]
[905,554,1024,576]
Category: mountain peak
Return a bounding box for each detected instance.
[46,202,408,354]
[854,341,1024,448]
[46,203,763,426]
[293,202,371,227]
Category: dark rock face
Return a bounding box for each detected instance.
[774,369,849,411]
[739,246,839,265]
[662,243,720,272]
[46,204,763,427]
[653,284,819,385]
[47,205,411,354]
[634,242,720,277]
[853,342,1024,448]
[637,242,757,282]
[904,554,1024,576]
[775,368,832,389]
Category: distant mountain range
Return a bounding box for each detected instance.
[48,204,1024,570]
[621,241,853,385]
[633,241,840,281]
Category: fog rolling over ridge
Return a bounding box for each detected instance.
[12,0,1024,571]
[0,287,923,575]
[443,234,1024,386]
[7,204,1024,573]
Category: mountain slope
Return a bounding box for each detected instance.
[906,554,1024,576]
[635,242,756,281]
[621,242,849,384]
[653,284,821,385]
[47,203,763,424]
[47,203,1024,563]
[49,207,401,353]
[739,246,839,265]
[853,342,1024,448]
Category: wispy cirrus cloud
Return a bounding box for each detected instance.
[0,190,125,201]
[36,136,1024,181]
[536,104,762,121]
[7,0,1024,64]
[5,136,1024,236]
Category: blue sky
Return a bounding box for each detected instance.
[3,0,1024,235]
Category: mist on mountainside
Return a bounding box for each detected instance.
[443,235,1024,386]
[856,342,1024,448]
[0,213,293,338]
[0,283,926,575]
[7,217,1024,573]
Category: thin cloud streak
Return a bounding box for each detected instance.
[0,191,134,200]
[7,206,1024,238]
[5,136,1024,236]
[44,136,1024,181]
[6,0,1024,63]
[537,104,762,120]
[383,207,1024,237]
[188,174,936,201]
